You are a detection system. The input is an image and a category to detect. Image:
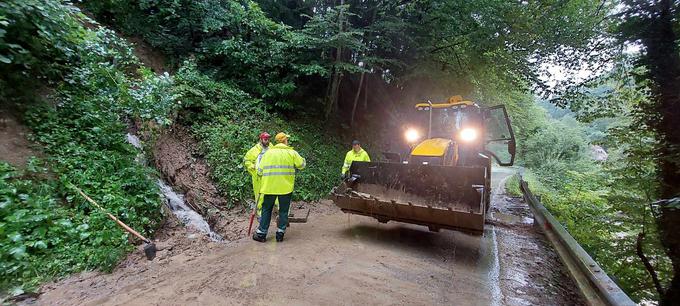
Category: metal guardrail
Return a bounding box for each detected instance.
[518,174,636,306]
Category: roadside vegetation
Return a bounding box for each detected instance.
[0,1,168,294]
[505,90,671,302]
[2,0,680,304]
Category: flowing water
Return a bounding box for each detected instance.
[157,179,223,241]
[125,133,222,241]
[125,133,143,149]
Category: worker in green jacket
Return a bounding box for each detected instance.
[243,132,272,218]
[341,140,370,179]
[253,132,305,242]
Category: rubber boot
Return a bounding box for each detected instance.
[276,232,284,242]
[252,232,266,242]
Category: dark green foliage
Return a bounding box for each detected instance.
[83,0,321,106]
[0,0,85,100]
[523,116,589,173]
[517,161,670,302]
[615,2,680,303]
[84,0,612,123]
[0,158,158,295]
[1,161,95,295]
[23,39,165,240]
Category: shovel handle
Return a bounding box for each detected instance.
[107,212,150,243]
[73,186,151,244]
[247,208,256,236]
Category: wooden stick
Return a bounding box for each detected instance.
[73,186,150,243]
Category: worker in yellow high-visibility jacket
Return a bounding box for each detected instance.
[243,132,272,218]
[253,132,305,243]
[341,140,370,179]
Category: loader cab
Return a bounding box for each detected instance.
[406,96,516,167]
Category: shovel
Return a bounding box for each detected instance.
[247,207,256,236]
[72,185,157,260]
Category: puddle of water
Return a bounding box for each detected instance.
[125,133,222,241]
[490,212,534,225]
[485,174,511,306]
[474,228,502,305]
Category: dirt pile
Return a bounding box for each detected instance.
[30,197,578,306]
[33,213,495,306]
[149,125,256,240]
[126,36,169,75]
[210,200,339,241]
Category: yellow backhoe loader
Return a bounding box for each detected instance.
[332,96,516,233]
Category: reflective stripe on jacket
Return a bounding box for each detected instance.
[243,143,271,176]
[257,143,305,195]
[342,149,370,174]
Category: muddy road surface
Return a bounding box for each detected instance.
[31,169,583,305]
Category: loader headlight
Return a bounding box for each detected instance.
[459,128,478,142]
[405,128,420,143]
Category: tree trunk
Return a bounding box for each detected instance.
[637,232,665,297]
[363,74,369,109]
[325,70,341,119]
[333,74,343,114]
[324,0,345,119]
[350,72,365,127]
[635,1,680,304]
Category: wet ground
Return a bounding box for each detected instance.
[28,169,584,305]
[488,170,585,305]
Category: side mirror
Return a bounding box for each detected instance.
[508,139,516,156]
[483,104,516,166]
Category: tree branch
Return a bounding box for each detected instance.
[637,232,665,297]
[429,41,464,54]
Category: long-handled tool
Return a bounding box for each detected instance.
[72,185,157,260]
[247,201,256,236]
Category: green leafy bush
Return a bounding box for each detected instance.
[0,0,86,99]
[516,113,672,301]
[0,156,159,294]
[82,0,319,105]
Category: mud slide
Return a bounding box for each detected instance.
[30,170,584,306]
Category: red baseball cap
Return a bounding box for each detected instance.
[259,132,271,140]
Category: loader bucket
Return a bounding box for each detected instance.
[332,161,488,233]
